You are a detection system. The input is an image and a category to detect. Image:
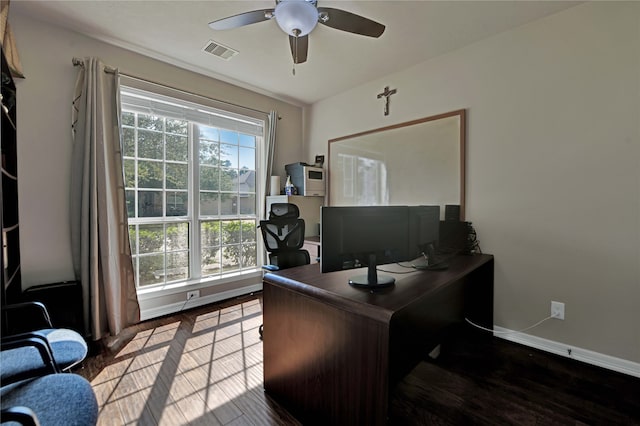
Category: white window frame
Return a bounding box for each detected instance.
[119,76,267,297]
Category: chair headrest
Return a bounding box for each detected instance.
[269,203,300,220]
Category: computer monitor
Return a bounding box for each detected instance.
[407,205,440,267]
[321,206,410,288]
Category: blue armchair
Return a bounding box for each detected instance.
[1,372,98,425]
[1,301,87,384]
[0,334,98,425]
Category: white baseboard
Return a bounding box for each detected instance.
[493,326,640,378]
[140,283,263,321]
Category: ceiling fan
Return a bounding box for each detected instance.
[208,0,385,66]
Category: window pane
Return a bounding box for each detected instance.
[220,194,238,216]
[139,254,164,286]
[166,118,187,135]
[241,243,257,268]
[128,225,137,251]
[122,111,135,127]
[126,191,135,217]
[123,127,135,157]
[220,129,238,144]
[166,191,187,217]
[138,114,163,131]
[166,223,189,250]
[124,159,135,188]
[138,224,164,254]
[138,161,163,189]
[220,143,238,168]
[220,168,238,192]
[138,130,163,159]
[166,163,188,190]
[201,248,220,276]
[200,166,219,191]
[221,246,240,272]
[166,134,187,161]
[200,221,220,247]
[138,191,163,217]
[199,141,219,165]
[166,252,189,282]
[239,147,255,170]
[222,220,241,245]
[200,192,219,216]
[239,195,256,215]
[239,134,255,148]
[198,125,218,141]
[239,170,255,193]
[241,220,256,243]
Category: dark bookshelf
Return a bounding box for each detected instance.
[1,45,21,303]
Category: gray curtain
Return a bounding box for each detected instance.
[71,57,140,340]
[0,0,24,78]
[262,111,278,218]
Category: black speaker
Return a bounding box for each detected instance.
[439,221,468,254]
[445,204,461,221]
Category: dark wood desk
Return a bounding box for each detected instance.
[263,254,494,425]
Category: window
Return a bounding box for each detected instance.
[120,84,265,289]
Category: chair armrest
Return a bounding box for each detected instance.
[1,333,61,375]
[0,407,41,426]
[1,301,54,332]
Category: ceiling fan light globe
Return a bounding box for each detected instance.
[274,0,319,36]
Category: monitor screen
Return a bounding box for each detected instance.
[407,205,440,259]
[321,206,410,276]
[322,206,422,287]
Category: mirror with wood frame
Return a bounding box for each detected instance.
[328,109,466,220]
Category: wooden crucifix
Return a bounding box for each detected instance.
[377,86,397,116]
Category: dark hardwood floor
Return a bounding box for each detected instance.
[77,293,640,425]
[389,328,640,425]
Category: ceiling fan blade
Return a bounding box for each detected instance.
[208,9,274,30]
[317,7,385,38]
[289,35,309,64]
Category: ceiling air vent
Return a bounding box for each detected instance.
[202,40,238,60]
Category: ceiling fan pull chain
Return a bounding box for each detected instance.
[292,29,299,75]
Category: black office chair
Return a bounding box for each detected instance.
[260,203,310,267]
[258,203,310,338]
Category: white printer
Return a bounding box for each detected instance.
[285,162,325,196]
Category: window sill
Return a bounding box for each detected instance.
[136,268,263,302]
[137,269,264,321]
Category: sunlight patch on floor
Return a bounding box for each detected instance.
[90,299,264,425]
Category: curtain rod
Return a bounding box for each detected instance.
[71,57,274,117]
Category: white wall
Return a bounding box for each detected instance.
[11,13,303,309]
[306,2,640,363]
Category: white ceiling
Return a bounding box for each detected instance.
[12,0,580,106]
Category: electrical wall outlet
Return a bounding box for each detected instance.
[186,290,200,301]
[551,301,565,320]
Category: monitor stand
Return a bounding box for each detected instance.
[412,242,449,271]
[348,253,395,288]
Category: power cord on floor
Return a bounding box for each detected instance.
[465,315,555,335]
[179,292,197,312]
